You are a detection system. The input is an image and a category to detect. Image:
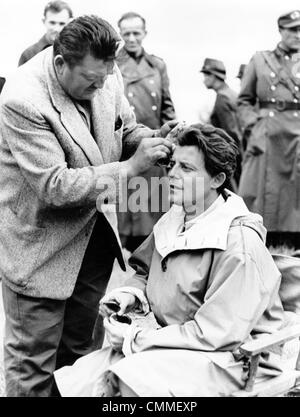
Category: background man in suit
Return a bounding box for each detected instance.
[18,0,73,66]
[200,58,242,187]
[0,15,174,397]
[116,11,176,253]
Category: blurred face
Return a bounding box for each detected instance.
[119,17,146,56]
[43,9,72,44]
[54,53,115,101]
[280,26,300,51]
[203,72,215,89]
[168,145,221,216]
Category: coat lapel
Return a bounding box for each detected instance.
[117,48,156,83]
[90,85,115,163]
[45,48,103,166]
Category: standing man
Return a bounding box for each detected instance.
[238,10,300,249]
[18,0,73,66]
[200,58,242,186]
[116,11,176,253]
[0,15,174,397]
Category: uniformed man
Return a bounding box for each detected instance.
[238,10,300,249]
[116,11,176,252]
[18,1,73,66]
[200,58,242,186]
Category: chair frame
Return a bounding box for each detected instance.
[232,324,300,397]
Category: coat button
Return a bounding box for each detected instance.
[130,105,135,111]
[295,86,299,91]
[128,92,133,98]
[294,112,298,117]
[271,98,276,102]
[151,92,157,97]
[270,85,276,91]
[149,79,154,84]
[285,55,290,60]
[269,111,274,117]
[270,72,276,78]
[152,105,157,111]
[294,98,298,103]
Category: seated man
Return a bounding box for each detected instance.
[54,124,294,397]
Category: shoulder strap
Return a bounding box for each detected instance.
[261,51,300,99]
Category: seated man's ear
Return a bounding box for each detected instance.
[211,172,226,190]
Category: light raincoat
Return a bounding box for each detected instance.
[55,192,298,397]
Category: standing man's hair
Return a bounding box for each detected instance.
[117,12,146,29]
[53,15,120,67]
[43,0,73,18]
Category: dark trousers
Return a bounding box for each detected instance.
[2,215,116,397]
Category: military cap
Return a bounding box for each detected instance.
[278,10,300,29]
[200,58,226,81]
[237,64,246,79]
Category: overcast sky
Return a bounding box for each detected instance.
[1,0,300,121]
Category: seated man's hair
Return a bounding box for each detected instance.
[53,15,120,66]
[117,12,146,29]
[44,0,73,18]
[177,123,239,192]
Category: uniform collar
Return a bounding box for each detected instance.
[276,42,299,58]
[153,191,253,260]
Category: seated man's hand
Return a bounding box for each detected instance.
[103,316,131,352]
[99,291,137,318]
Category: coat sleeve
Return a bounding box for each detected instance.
[124,251,278,354]
[123,233,156,293]
[157,60,176,124]
[0,97,136,209]
[237,54,260,133]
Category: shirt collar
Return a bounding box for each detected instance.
[153,191,251,260]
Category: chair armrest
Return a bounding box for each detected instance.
[239,324,300,357]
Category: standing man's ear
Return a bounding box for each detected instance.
[53,55,66,74]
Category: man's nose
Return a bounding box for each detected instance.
[128,33,136,42]
[93,76,107,89]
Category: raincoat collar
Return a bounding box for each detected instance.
[153,191,264,259]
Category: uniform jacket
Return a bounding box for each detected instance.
[116,47,176,129]
[0,47,152,300]
[210,84,241,144]
[54,192,298,397]
[116,47,176,237]
[18,34,52,67]
[238,43,300,231]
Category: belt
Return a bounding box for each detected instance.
[259,100,300,111]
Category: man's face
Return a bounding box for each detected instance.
[203,73,215,89]
[280,26,300,51]
[43,9,72,44]
[119,17,146,56]
[55,53,115,101]
[168,145,216,213]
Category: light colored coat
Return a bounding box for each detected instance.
[54,192,298,397]
[0,47,151,300]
